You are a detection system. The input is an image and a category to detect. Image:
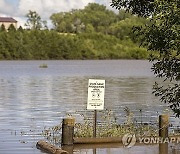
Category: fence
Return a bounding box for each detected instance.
[40,108,180,154]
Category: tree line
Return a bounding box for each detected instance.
[0,3,149,60]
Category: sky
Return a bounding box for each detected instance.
[0,0,114,28]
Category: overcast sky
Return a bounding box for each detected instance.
[0,0,114,28]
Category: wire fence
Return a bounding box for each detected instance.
[42,106,180,152]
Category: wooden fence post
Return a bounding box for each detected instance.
[159,114,169,154]
[159,114,169,138]
[61,117,75,145]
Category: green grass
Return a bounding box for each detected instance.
[39,63,48,68]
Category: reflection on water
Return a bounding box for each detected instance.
[72,144,159,154]
[159,143,168,154]
[0,60,179,154]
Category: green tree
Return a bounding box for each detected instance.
[0,31,11,59]
[111,0,155,17]
[109,15,148,40]
[50,3,117,34]
[85,24,95,33]
[111,0,180,116]
[0,24,6,32]
[18,26,24,32]
[83,3,117,34]
[50,12,75,32]
[8,24,16,32]
[0,3,149,61]
[25,10,47,30]
[117,10,132,20]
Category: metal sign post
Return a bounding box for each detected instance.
[93,110,97,137]
[87,79,105,138]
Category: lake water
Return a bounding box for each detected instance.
[0,60,179,154]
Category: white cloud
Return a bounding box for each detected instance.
[17,0,96,19]
[0,0,115,28]
[0,0,15,16]
[14,16,26,28]
[17,0,43,17]
[15,0,96,28]
[97,0,117,12]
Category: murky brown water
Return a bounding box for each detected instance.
[0,60,179,154]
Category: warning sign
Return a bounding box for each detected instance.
[87,79,105,110]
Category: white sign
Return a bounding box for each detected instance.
[87,79,105,110]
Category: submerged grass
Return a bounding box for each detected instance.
[42,124,62,144]
[42,107,160,144]
[74,107,157,138]
[39,63,48,68]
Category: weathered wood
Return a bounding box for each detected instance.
[159,114,169,138]
[36,140,68,154]
[159,115,169,154]
[74,137,123,144]
[73,142,123,149]
[61,117,75,145]
[74,135,180,145]
[61,145,74,154]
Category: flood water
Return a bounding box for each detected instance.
[0,60,179,154]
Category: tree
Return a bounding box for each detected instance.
[0,24,6,32]
[111,0,155,17]
[50,12,75,32]
[25,10,47,30]
[83,3,117,34]
[111,0,180,116]
[8,24,16,32]
[109,15,148,40]
[50,3,117,34]
[18,26,24,32]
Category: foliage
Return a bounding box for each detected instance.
[42,108,158,144]
[8,24,16,32]
[74,121,156,138]
[109,14,148,40]
[0,29,148,60]
[42,124,62,144]
[111,0,155,17]
[73,108,157,138]
[25,10,47,30]
[0,24,6,32]
[111,0,180,116]
[39,63,48,68]
[0,3,149,60]
[50,3,148,37]
[50,3,117,34]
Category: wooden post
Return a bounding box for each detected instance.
[93,110,97,138]
[159,143,168,154]
[93,148,96,154]
[159,114,169,138]
[61,117,75,145]
[61,145,73,154]
[159,114,169,154]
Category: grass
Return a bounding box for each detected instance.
[42,125,62,144]
[74,107,157,138]
[39,63,48,68]
[42,107,159,144]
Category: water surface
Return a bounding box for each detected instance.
[0,60,178,154]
